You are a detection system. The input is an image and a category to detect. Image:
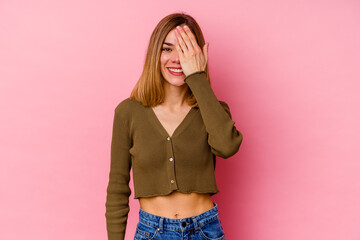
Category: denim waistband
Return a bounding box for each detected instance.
[138,201,219,233]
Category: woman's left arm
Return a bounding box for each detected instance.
[175,25,243,158]
[184,71,243,158]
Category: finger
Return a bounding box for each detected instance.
[175,36,185,60]
[203,42,209,66]
[176,26,194,54]
[183,25,202,52]
[175,28,188,54]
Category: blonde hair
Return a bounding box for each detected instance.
[129,12,211,108]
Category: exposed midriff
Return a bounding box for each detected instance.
[139,191,215,219]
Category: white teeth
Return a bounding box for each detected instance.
[168,68,183,73]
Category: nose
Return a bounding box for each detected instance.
[170,50,180,63]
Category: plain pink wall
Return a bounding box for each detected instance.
[1,0,359,239]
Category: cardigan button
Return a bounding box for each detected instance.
[167,137,170,140]
[169,157,173,161]
[171,180,174,183]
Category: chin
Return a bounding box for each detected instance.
[162,73,186,86]
[166,79,186,87]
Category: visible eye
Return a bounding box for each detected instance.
[162,48,172,52]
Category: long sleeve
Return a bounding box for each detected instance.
[105,103,132,240]
[184,71,243,158]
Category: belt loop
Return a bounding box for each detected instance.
[158,217,164,233]
[192,216,200,233]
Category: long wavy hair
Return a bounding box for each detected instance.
[129,12,211,108]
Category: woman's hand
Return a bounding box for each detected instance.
[174,25,209,77]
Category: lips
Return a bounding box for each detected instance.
[167,67,184,76]
[167,67,183,71]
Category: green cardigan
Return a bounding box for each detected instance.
[105,71,243,239]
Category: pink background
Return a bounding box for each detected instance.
[1,0,359,239]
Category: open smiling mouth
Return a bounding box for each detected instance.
[167,67,184,76]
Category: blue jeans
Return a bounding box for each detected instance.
[134,201,226,240]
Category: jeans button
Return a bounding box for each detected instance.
[181,222,186,227]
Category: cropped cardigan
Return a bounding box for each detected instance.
[105,71,243,239]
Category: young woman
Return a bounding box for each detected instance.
[105,12,243,240]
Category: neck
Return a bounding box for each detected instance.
[162,81,189,109]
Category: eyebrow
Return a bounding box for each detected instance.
[163,42,174,46]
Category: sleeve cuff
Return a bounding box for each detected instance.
[184,70,207,82]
